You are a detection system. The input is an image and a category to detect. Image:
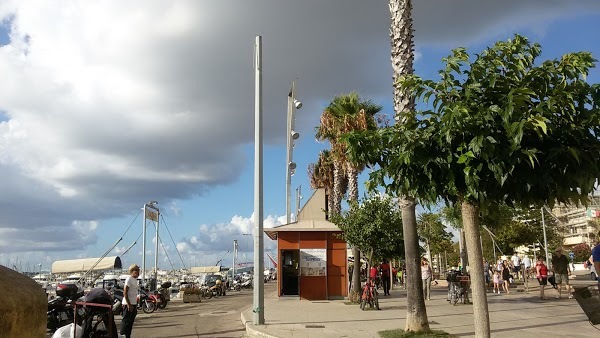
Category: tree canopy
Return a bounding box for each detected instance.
[330,195,404,264]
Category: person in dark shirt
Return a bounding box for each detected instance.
[592,230,600,289]
[551,247,572,299]
[380,259,391,296]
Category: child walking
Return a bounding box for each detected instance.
[493,270,501,294]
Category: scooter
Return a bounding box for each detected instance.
[155,282,171,309]
[230,279,241,291]
[137,289,156,313]
[47,283,84,332]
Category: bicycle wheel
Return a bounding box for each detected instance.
[360,298,366,310]
[452,289,459,305]
[373,290,380,310]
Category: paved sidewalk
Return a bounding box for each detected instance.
[241,282,600,337]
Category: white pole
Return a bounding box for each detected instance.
[142,204,147,285]
[233,240,237,280]
[253,35,265,325]
[154,208,160,289]
[542,207,550,268]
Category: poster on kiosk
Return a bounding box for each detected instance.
[300,249,327,276]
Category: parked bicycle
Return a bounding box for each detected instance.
[446,270,470,306]
[360,278,380,310]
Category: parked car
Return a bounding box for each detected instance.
[591,263,598,280]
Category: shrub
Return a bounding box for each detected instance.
[572,243,591,262]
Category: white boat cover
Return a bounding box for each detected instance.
[51,256,122,274]
[190,266,222,274]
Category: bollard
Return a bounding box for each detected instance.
[0,266,47,337]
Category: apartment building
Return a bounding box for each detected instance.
[551,195,600,248]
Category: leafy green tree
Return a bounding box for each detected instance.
[417,212,453,261]
[346,35,600,338]
[330,195,405,268]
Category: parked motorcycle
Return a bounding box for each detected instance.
[230,279,241,292]
[137,289,156,313]
[240,277,253,290]
[47,283,84,332]
[156,282,171,309]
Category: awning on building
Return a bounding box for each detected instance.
[51,256,122,274]
[264,220,341,240]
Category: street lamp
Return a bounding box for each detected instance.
[286,81,302,224]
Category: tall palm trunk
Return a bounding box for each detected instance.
[347,162,362,301]
[400,197,429,331]
[326,188,335,220]
[332,162,343,215]
[389,0,415,116]
[390,0,428,332]
[461,201,490,338]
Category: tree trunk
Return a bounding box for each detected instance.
[389,0,415,119]
[347,163,362,301]
[332,162,343,215]
[326,188,335,220]
[350,246,361,302]
[400,196,429,332]
[461,200,490,338]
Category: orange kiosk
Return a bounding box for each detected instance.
[265,188,348,300]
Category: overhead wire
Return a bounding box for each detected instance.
[160,213,188,270]
[148,220,176,271]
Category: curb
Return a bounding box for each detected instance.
[240,309,280,338]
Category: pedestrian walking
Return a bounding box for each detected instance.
[501,260,511,294]
[380,259,391,296]
[493,270,501,294]
[551,247,573,299]
[592,230,600,288]
[421,258,432,300]
[522,254,532,281]
[535,256,548,300]
[483,259,491,288]
[121,264,140,338]
[511,252,521,280]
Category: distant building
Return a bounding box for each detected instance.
[551,195,600,248]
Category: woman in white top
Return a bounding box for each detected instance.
[421,258,432,300]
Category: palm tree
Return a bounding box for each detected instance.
[307,150,338,217]
[389,0,430,332]
[315,92,382,301]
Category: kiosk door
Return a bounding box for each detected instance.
[281,250,299,295]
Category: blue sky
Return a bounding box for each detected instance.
[0,1,599,273]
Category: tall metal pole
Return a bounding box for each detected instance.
[285,82,296,224]
[142,204,147,284]
[233,240,237,280]
[253,35,265,325]
[542,207,550,268]
[154,208,160,289]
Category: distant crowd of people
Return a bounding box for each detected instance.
[483,247,577,300]
[350,232,600,303]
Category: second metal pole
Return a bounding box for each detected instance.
[253,35,265,325]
